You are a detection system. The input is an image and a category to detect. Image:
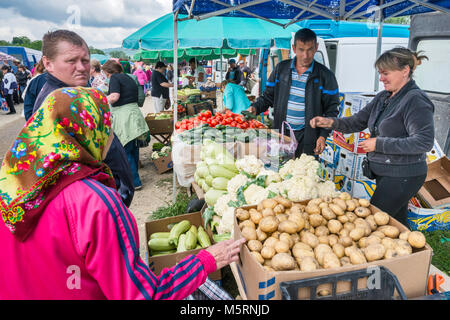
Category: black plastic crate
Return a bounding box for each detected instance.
[194,102,214,114]
[280,266,407,300]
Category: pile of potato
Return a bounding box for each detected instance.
[236,193,427,272]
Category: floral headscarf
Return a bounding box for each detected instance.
[0,87,115,241]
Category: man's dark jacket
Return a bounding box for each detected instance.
[32,73,135,207]
[253,59,340,155]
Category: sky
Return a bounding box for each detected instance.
[0,0,172,49]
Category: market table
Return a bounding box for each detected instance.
[145,112,174,146]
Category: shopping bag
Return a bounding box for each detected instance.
[0,97,9,113]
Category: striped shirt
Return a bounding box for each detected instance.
[286,59,314,131]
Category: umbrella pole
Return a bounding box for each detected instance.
[220,48,223,82]
[374,1,384,92]
[173,12,179,204]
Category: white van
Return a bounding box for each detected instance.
[324,37,409,92]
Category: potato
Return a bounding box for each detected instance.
[364,244,386,262]
[263,259,272,267]
[279,233,294,248]
[329,203,345,216]
[278,220,299,234]
[290,205,304,215]
[371,231,385,239]
[395,239,413,256]
[373,211,390,226]
[314,244,333,265]
[332,243,345,258]
[321,218,328,227]
[251,251,264,264]
[262,199,278,209]
[274,196,292,208]
[344,245,358,257]
[259,216,279,233]
[339,228,350,237]
[309,214,324,227]
[257,202,264,212]
[298,256,319,272]
[346,211,357,223]
[399,231,411,241]
[344,222,356,232]
[263,237,279,248]
[358,237,368,248]
[337,214,349,224]
[271,253,296,271]
[288,213,305,232]
[348,248,367,265]
[241,226,257,241]
[239,219,255,230]
[271,231,280,239]
[309,198,323,206]
[328,219,343,234]
[354,207,371,218]
[276,213,288,223]
[378,225,400,239]
[318,235,329,245]
[274,240,290,253]
[340,256,352,266]
[358,198,371,207]
[339,235,353,247]
[273,204,285,215]
[291,233,300,244]
[349,227,365,241]
[249,209,263,224]
[301,231,319,249]
[264,266,275,272]
[247,239,263,252]
[261,208,275,217]
[305,204,321,215]
[345,199,357,212]
[323,252,341,269]
[256,227,268,242]
[339,192,352,201]
[321,207,336,220]
[365,215,378,231]
[315,225,330,237]
[384,248,398,259]
[236,208,250,221]
[328,234,339,246]
[285,208,291,215]
[359,235,381,248]
[381,238,396,250]
[332,198,347,211]
[319,202,329,210]
[354,219,371,236]
[407,231,426,249]
[293,248,315,259]
[293,242,313,252]
[261,246,276,259]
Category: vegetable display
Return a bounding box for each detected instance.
[151,146,171,160]
[148,220,212,257]
[237,194,428,272]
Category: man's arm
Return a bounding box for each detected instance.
[250,65,278,115]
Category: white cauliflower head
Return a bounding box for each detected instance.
[235,155,264,177]
[216,206,235,235]
[243,184,269,205]
[214,193,237,217]
[227,174,250,195]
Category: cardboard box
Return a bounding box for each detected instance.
[353,154,367,181]
[426,139,445,164]
[232,204,433,300]
[319,137,337,166]
[335,146,356,178]
[145,211,221,280]
[153,152,173,174]
[318,159,335,182]
[347,178,377,200]
[418,157,450,208]
[200,91,217,100]
[192,181,205,200]
[338,93,373,118]
[408,201,450,232]
[145,113,173,135]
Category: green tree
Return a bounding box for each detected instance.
[109,50,128,59]
[12,36,31,46]
[89,46,105,55]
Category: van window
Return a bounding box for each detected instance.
[414,39,450,94]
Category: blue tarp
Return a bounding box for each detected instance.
[173,0,450,21]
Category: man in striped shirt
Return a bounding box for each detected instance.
[250,28,340,157]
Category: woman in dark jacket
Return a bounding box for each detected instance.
[310,48,434,226]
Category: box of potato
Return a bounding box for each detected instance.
[231,194,432,300]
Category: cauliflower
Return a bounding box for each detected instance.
[243,184,269,205]
[279,154,320,180]
[151,151,160,160]
[227,174,250,195]
[235,155,264,177]
[214,193,237,217]
[265,182,284,196]
[160,146,171,154]
[216,206,235,235]
[317,180,340,198]
[257,168,282,186]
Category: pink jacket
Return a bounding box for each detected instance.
[0,177,216,300]
[133,69,148,86]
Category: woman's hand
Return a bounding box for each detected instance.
[206,238,246,270]
[359,138,377,153]
[310,116,334,128]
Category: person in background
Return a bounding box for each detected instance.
[90,59,108,93]
[144,64,152,95]
[102,60,148,191]
[31,29,135,207]
[0,87,246,299]
[16,65,32,103]
[311,48,433,226]
[31,63,37,76]
[187,58,205,89]
[225,59,242,85]
[248,28,340,157]
[239,60,252,91]
[151,61,173,113]
[1,65,18,114]
[23,59,48,121]
[132,65,148,93]
[220,80,250,115]
[166,64,175,106]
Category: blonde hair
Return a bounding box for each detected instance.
[375,47,428,77]
[90,59,101,73]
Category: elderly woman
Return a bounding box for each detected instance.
[311,48,434,226]
[102,60,148,190]
[0,87,245,299]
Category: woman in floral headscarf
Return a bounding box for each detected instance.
[0,87,244,299]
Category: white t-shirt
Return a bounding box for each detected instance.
[193,65,206,89]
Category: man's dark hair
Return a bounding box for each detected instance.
[155,61,167,69]
[1,65,10,71]
[294,28,317,46]
[42,29,89,60]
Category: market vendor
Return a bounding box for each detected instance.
[225,59,242,85]
[187,58,206,89]
[220,80,250,114]
[310,47,434,226]
[248,28,340,157]
[0,87,246,300]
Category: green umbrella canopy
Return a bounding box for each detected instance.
[123,13,300,50]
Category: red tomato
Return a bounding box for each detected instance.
[231,121,237,127]
[211,120,218,127]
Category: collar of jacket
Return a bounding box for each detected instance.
[46,72,70,89]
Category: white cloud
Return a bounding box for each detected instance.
[0,1,172,49]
